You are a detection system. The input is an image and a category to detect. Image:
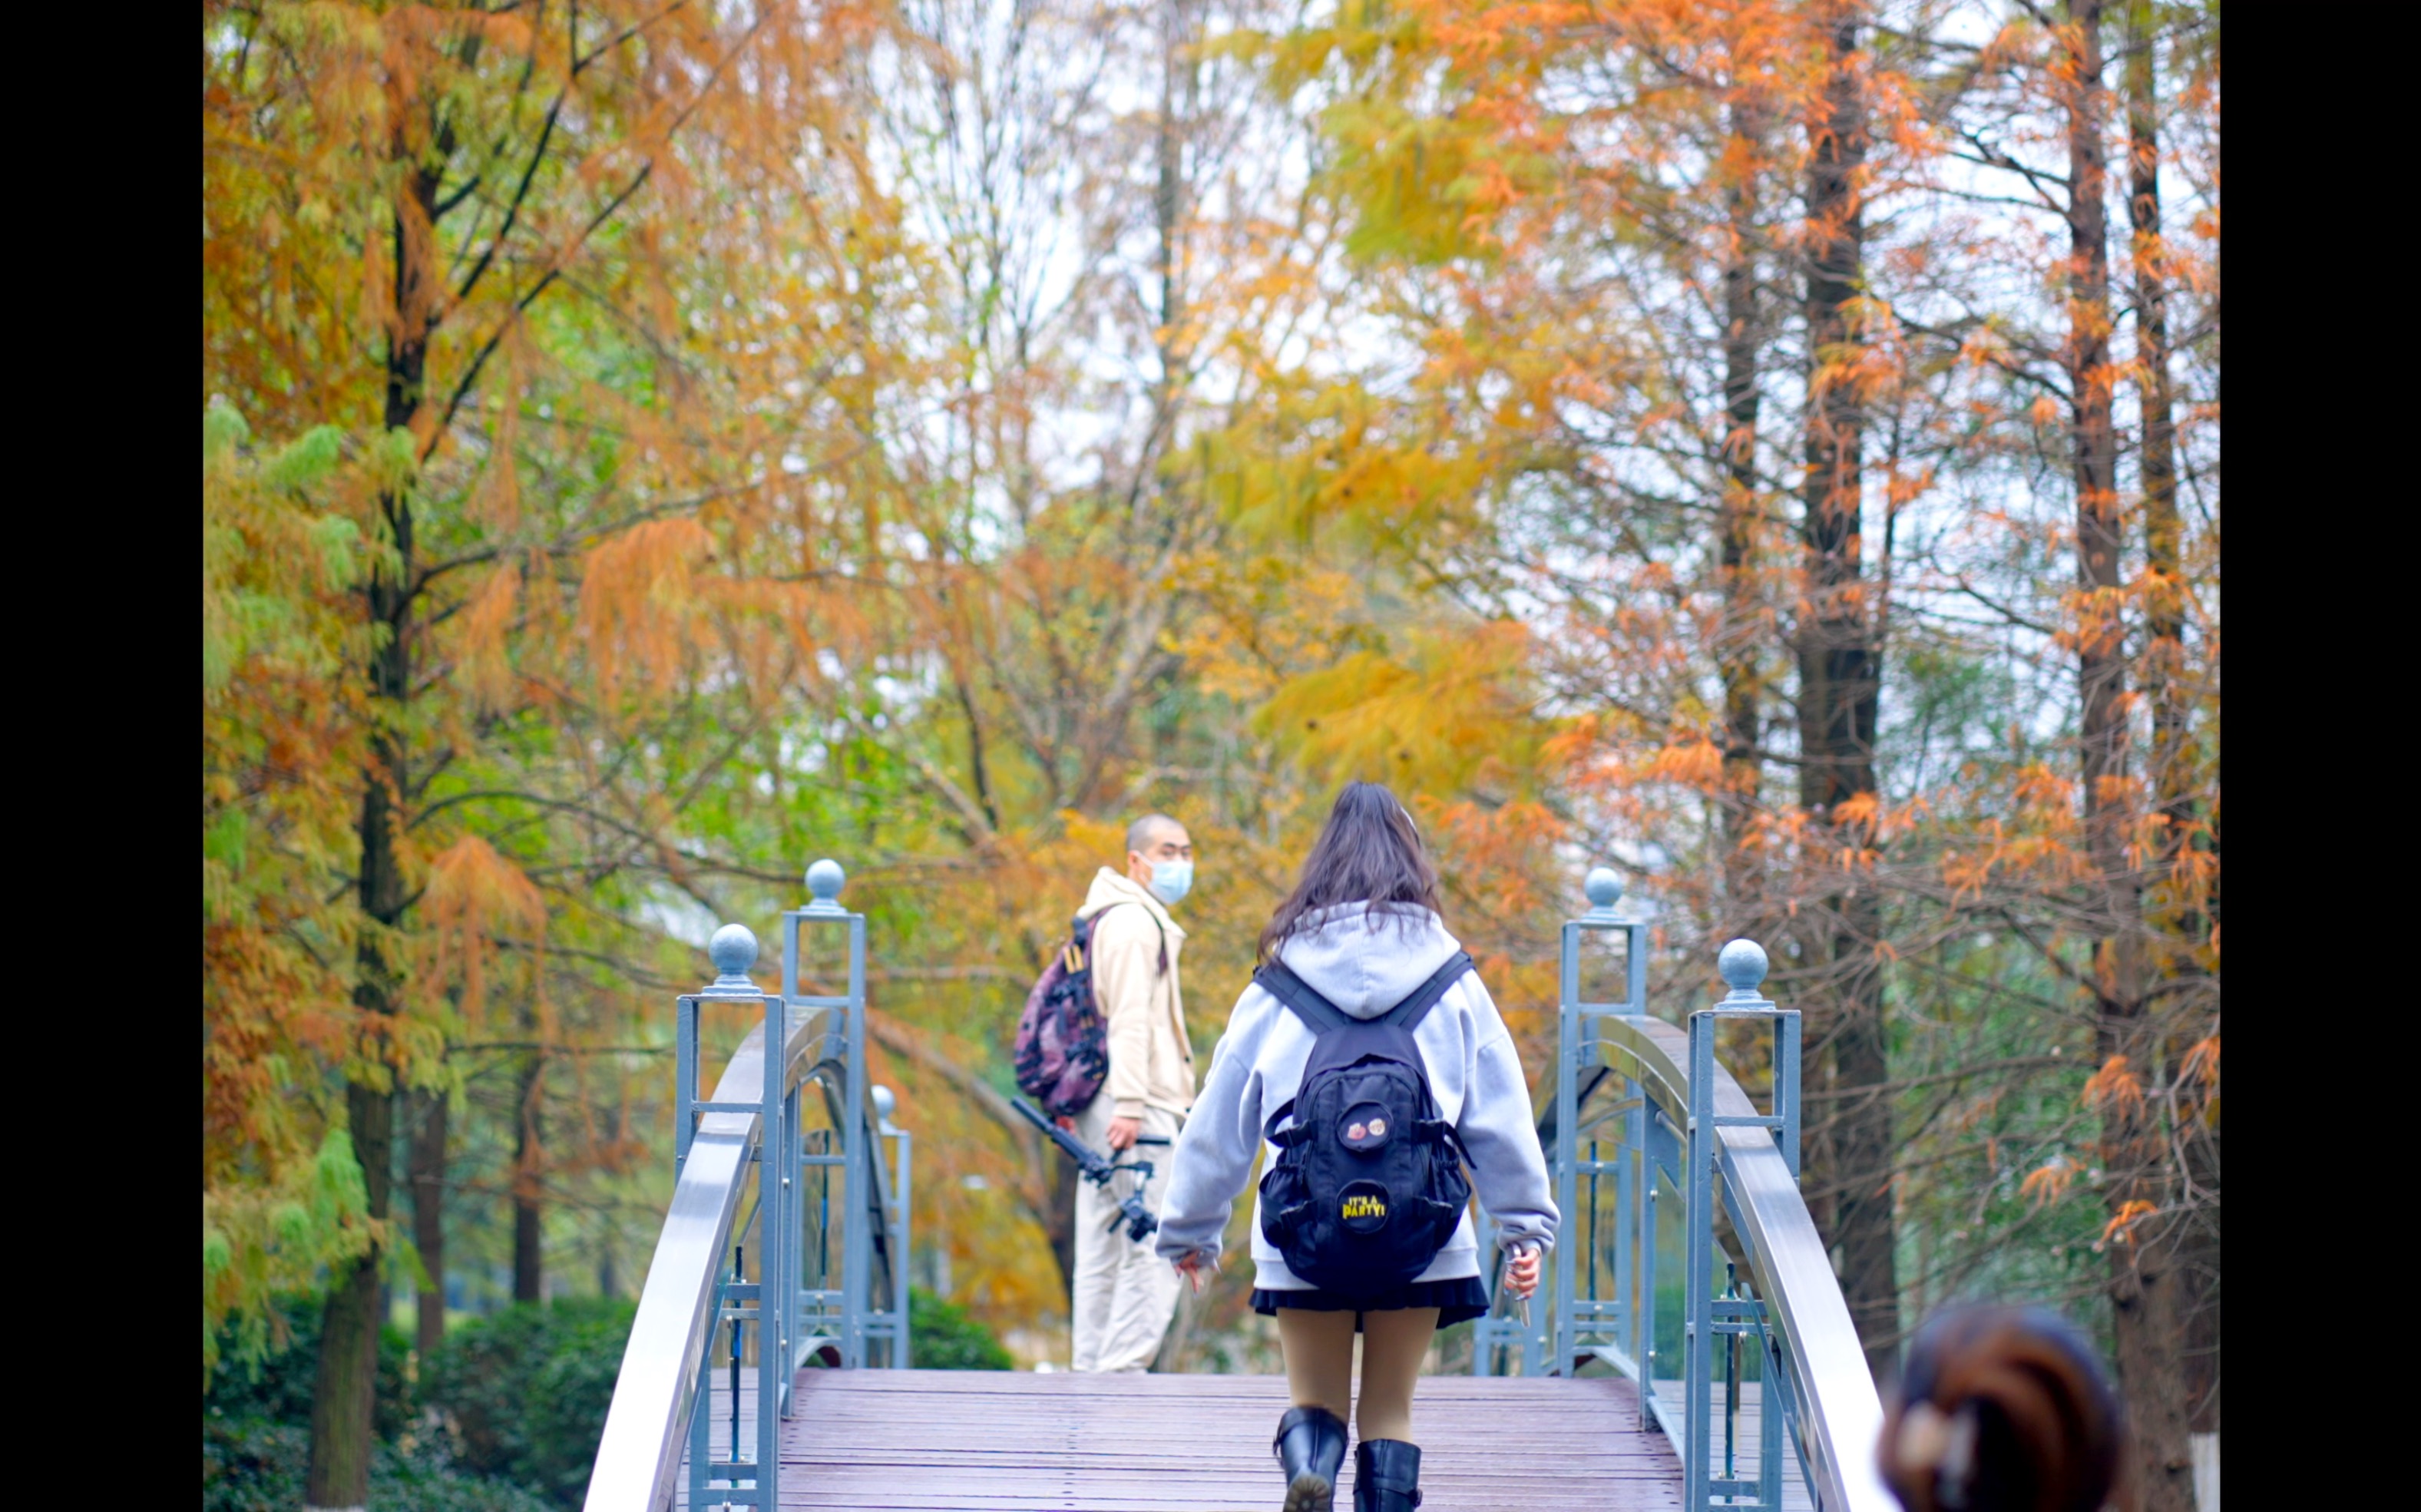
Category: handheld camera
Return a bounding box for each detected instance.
[1010,1096,1161,1243]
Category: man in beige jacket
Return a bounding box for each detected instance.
[1066,813,1198,1371]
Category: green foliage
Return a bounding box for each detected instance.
[203,400,385,1386]
[203,1416,551,1512]
[204,1129,375,1385]
[422,1299,637,1508]
[204,1297,415,1440]
[909,1286,1014,1370]
[200,402,361,696]
[202,1296,633,1509]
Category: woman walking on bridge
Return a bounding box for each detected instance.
[1157,782,1557,1512]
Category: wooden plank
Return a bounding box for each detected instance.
[666,1369,1684,1510]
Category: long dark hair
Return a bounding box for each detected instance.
[1257,782,1443,963]
[1878,1305,2124,1512]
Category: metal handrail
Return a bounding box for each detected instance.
[1597,1009,1890,1512]
[584,860,905,1512]
[1477,868,1892,1512]
[584,993,826,1512]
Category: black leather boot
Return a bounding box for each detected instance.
[1352,1438,1422,1512]
[1273,1406,1349,1512]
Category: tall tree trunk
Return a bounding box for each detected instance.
[2065,0,2126,1027]
[2125,0,2221,1484]
[307,157,441,1510]
[1793,0,1898,1381]
[308,588,411,1508]
[1718,92,1767,912]
[2128,3,2185,868]
[513,1048,545,1304]
[307,1082,395,1510]
[409,1088,449,1359]
[2068,5,2192,1507]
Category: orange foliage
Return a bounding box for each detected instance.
[2101,1199,2158,1246]
[2082,1054,2148,1119]
[422,835,549,1025]
[2019,1157,2075,1207]
[577,518,720,704]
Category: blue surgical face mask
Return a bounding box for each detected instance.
[1148,858,1194,907]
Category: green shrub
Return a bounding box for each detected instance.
[202,1414,551,1512]
[204,1299,415,1438]
[202,1297,630,1509]
[909,1286,1013,1369]
[422,1298,637,1507]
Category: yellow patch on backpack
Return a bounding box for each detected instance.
[1341,1193,1387,1221]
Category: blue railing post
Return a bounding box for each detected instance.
[1684,939,1800,1511]
[782,859,871,1368]
[874,1084,913,1368]
[676,998,700,1176]
[1635,1098,1658,1431]
[1685,997,1716,1510]
[1553,866,1649,1377]
[679,923,785,1511]
[781,1077,801,1411]
[757,941,788,1485]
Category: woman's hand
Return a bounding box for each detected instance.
[1173,1252,1212,1295]
[1503,1245,1542,1300]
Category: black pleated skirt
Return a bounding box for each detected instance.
[1251,1275,1491,1329]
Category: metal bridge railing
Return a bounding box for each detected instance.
[1474,870,1892,1512]
[584,860,908,1512]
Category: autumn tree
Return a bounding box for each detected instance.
[2125,0,2219,1454]
[1205,0,2218,1419]
[205,1,924,1500]
[204,0,2216,1464]
[1907,3,2218,1498]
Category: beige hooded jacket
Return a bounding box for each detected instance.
[1077,867,1196,1120]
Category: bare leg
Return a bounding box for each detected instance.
[1354,1308,1439,1444]
[1276,1307,1358,1414]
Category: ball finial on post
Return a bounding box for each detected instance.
[1584,866,1625,912]
[1718,938,1770,1002]
[707,923,762,994]
[805,858,847,914]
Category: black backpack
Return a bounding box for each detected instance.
[1253,952,1475,1291]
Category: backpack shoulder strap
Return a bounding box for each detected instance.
[1083,899,1169,975]
[1378,951,1475,1034]
[1252,959,1351,1034]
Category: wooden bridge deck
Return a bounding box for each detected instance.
[1644,1380,1815,1512]
[684,1368,1685,1510]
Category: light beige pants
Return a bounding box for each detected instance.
[1069,1100,1183,1372]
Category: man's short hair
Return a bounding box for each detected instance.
[1126,812,1184,855]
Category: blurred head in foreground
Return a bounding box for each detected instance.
[1879,1305,2125,1512]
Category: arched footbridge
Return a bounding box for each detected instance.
[583,862,1893,1512]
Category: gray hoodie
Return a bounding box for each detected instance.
[1153,904,1558,1289]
